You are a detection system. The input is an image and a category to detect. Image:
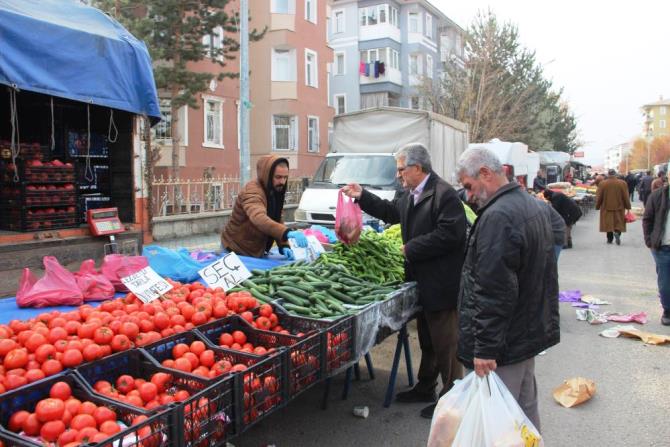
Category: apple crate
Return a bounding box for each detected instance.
[0,372,174,447]
[197,315,322,398]
[141,330,287,434]
[75,350,235,447]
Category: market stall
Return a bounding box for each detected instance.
[0,229,417,446]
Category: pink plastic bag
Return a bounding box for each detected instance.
[75,259,115,301]
[16,256,84,308]
[100,254,149,292]
[335,190,362,245]
[303,228,329,244]
[625,210,636,223]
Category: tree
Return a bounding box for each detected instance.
[421,10,579,152]
[626,136,670,171]
[94,0,264,177]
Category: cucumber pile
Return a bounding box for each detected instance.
[230,261,399,319]
[316,230,405,284]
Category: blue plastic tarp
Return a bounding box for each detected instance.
[0,0,161,122]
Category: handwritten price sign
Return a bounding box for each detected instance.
[198,252,252,291]
[121,267,173,303]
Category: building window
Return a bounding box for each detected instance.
[661,106,667,116]
[410,54,420,75]
[202,26,223,61]
[335,52,345,75]
[272,48,296,81]
[334,94,346,115]
[203,97,223,147]
[390,49,399,69]
[305,0,317,23]
[426,54,433,78]
[271,0,294,14]
[379,5,387,23]
[410,96,420,110]
[409,12,419,33]
[425,14,433,39]
[305,49,318,87]
[154,101,172,141]
[360,6,386,26]
[272,115,297,151]
[334,9,345,33]
[661,120,667,129]
[307,116,319,152]
[390,7,398,27]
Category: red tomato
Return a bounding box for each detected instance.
[50,381,72,400]
[24,332,48,353]
[93,327,114,345]
[172,343,190,359]
[77,401,97,416]
[173,357,192,373]
[219,333,233,347]
[139,382,158,403]
[189,341,206,356]
[240,311,254,323]
[61,349,84,368]
[41,420,66,442]
[4,349,28,370]
[182,352,199,369]
[35,344,57,363]
[232,331,247,345]
[5,372,28,390]
[258,304,273,318]
[116,374,135,394]
[25,368,46,383]
[93,406,116,426]
[8,410,30,432]
[64,398,81,416]
[110,334,131,352]
[120,322,139,340]
[70,414,96,431]
[212,303,229,318]
[191,312,207,326]
[77,322,98,340]
[91,432,109,444]
[99,420,121,435]
[57,428,78,447]
[153,313,170,330]
[255,316,272,330]
[199,350,215,368]
[150,372,171,394]
[35,398,65,422]
[75,426,99,443]
[0,338,17,356]
[22,413,43,436]
[82,343,101,362]
[48,327,68,344]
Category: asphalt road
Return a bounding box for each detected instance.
[233,201,670,447]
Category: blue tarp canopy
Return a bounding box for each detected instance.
[0,0,161,122]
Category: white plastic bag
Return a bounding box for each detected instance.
[427,372,543,447]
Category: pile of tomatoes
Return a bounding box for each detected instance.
[92,371,193,411]
[3,380,146,447]
[0,283,262,394]
[159,340,249,379]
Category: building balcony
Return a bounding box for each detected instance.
[271,81,297,100]
[359,66,402,86]
[271,13,295,32]
[359,23,401,43]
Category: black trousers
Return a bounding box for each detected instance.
[606,231,621,242]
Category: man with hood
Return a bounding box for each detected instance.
[222,155,307,258]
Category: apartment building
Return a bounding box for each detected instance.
[642,96,670,140]
[248,0,334,177]
[328,0,463,114]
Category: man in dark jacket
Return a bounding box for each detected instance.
[642,185,670,326]
[639,170,654,206]
[625,172,638,202]
[543,189,582,248]
[342,143,466,419]
[532,169,547,192]
[456,146,560,432]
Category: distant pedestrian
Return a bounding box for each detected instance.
[456,146,560,432]
[596,169,632,245]
[639,170,654,205]
[625,172,638,202]
[651,171,666,193]
[594,173,605,187]
[544,189,582,249]
[533,170,547,192]
[642,185,670,326]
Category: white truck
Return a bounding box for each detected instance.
[468,139,538,189]
[294,107,469,226]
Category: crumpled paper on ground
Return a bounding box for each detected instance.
[553,377,596,408]
[617,327,670,345]
[576,309,608,324]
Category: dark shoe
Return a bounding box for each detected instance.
[420,403,437,419]
[567,240,573,249]
[662,312,670,326]
[396,387,436,403]
[615,233,621,245]
[607,240,613,244]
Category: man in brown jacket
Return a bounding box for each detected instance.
[221,154,307,258]
[596,169,632,245]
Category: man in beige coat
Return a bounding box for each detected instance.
[221,154,307,258]
[596,169,632,245]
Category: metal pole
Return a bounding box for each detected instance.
[239,0,251,186]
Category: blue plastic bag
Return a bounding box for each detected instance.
[142,245,204,282]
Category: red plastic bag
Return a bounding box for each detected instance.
[16,256,84,308]
[100,254,149,292]
[335,190,363,245]
[75,259,115,301]
[625,210,636,223]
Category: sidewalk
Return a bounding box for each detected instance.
[152,232,221,251]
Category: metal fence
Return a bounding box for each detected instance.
[151,176,306,217]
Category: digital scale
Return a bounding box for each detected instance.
[87,207,126,255]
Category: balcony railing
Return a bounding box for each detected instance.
[151,176,306,217]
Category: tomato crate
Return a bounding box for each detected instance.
[197,315,322,398]
[375,283,419,344]
[0,205,78,232]
[141,330,287,434]
[0,371,175,447]
[75,349,235,447]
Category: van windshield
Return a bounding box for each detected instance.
[313,156,398,188]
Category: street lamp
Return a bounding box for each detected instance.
[647,129,653,170]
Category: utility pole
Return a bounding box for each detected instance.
[239,0,251,186]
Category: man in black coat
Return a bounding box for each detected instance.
[456,146,560,432]
[639,170,654,206]
[342,143,466,419]
[543,189,582,248]
[625,172,638,202]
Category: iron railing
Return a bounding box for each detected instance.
[151,176,306,217]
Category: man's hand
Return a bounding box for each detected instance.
[341,183,362,199]
[473,358,497,377]
[283,248,295,260]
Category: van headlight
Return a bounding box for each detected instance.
[294,208,307,221]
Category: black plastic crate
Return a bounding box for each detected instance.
[0,205,78,232]
[0,372,175,447]
[141,330,287,433]
[198,315,323,398]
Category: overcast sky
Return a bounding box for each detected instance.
[432,0,670,166]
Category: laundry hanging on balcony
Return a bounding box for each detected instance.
[359,61,386,78]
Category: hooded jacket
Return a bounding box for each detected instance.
[221,155,291,257]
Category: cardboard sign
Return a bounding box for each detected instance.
[121,266,173,303]
[198,252,252,291]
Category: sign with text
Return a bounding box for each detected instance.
[198,252,252,291]
[121,266,173,303]
[573,151,584,158]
